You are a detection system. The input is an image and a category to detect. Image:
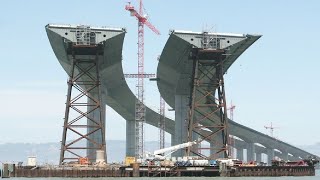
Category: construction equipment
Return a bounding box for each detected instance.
[78,157,90,165]
[125,0,160,160]
[264,122,279,138]
[145,141,198,161]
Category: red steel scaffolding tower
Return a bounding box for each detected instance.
[125,0,160,160]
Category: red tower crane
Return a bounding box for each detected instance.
[125,0,160,160]
[227,101,236,158]
[228,101,236,121]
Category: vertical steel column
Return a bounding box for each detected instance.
[59,47,105,165]
[186,48,229,159]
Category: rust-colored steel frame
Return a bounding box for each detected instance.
[59,46,105,165]
[187,49,229,159]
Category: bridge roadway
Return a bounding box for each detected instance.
[46,25,314,163]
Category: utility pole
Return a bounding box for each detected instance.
[125,0,160,160]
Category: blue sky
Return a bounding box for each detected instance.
[1,0,320,146]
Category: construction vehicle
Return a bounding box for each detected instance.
[144,141,197,161]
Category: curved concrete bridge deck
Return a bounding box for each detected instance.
[46,24,315,163]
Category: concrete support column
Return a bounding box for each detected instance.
[209,143,224,158]
[288,155,297,161]
[281,152,289,161]
[126,120,136,157]
[267,148,274,165]
[191,132,199,155]
[237,148,244,161]
[256,153,262,163]
[246,143,255,162]
[87,94,106,161]
[171,134,175,147]
[173,95,188,157]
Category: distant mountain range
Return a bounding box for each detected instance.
[0,140,169,165]
[0,141,318,165]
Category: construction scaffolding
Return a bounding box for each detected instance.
[186,35,229,159]
[159,96,165,152]
[59,39,105,164]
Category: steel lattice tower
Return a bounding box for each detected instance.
[186,32,229,159]
[159,97,165,151]
[59,42,105,164]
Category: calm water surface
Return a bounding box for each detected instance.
[8,169,320,180]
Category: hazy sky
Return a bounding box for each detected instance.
[1,0,319,146]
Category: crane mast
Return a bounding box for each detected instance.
[125,0,160,160]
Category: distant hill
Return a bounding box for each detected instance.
[0,140,169,165]
[0,141,318,165]
[298,143,320,157]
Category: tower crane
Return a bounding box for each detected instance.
[227,101,236,158]
[227,101,236,121]
[264,122,279,138]
[125,0,160,160]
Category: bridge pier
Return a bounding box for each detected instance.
[173,94,189,157]
[237,148,244,161]
[208,143,224,159]
[126,120,135,157]
[289,154,299,161]
[246,143,255,162]
[87,95,106,161]
[256,153,262,163]
[192,132,200,155]
[267,148,275,165]
[280,151,289,161]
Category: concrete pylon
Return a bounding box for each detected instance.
[246,143,255,162]
[209,140,224,159]
[87,95,106,161]
[280,151,289,161]
[267,148,274,165]
[256,153,262,163]
[173,94,188,157]
[126,120,135,157]
[237,148,244,161]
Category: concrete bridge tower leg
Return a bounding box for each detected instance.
[173,94,188,157]
[126,120,136,157]
[192,132,200,155]
[210,143,223,158]
[87,95,106,161]
[246,143,255,162]
[171,134,175,146]
[281,152,289,161]
[237,148,244,161]
[256,153,262,163]
[267,148,274,165]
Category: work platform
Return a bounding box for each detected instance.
[3,164,316,178]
